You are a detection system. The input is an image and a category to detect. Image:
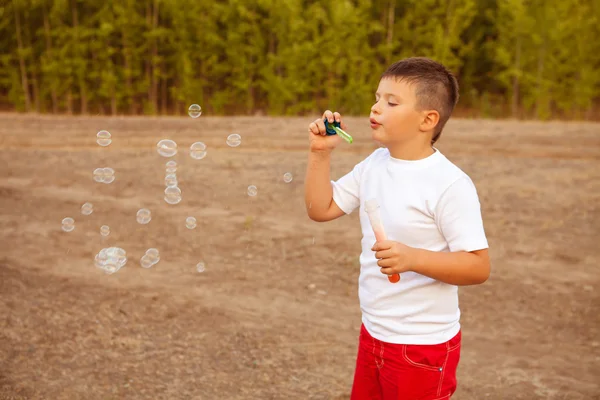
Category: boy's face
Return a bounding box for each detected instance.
[370,78,425,147]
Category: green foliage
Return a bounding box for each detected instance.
[1,0,599,119]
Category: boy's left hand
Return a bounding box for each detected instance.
[371,240,416,276]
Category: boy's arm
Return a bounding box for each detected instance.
[372,242,490,286]
[305,151,345,222]
[411,248,490,285]
[373,175,491,285]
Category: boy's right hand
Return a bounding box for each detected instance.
[308,110,346,153]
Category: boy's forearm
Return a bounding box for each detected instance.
[411,248,490,286]
[305,151,334,219]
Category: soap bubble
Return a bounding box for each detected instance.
[96,130,112,146]
[283,172,293,183]
[140,255,154,268]
[93,168,104,183]
[190,142,207,160]
[103,168,115,184]
[93,167,115,184]
[164,186,182,205]
[136,208,151,224]
[157,139,177,157]
[247,185,257,197]
[61,217,75,232]
[165,173,178,187]
[186,216,197,229]
[95,247,127,274]
[100,225,110,237]
[166,160,177,174]
[196,262,206,273]
[81,202,93,215]
[145,248,160,264]
[226,134,241,147]
[188,104,202,118]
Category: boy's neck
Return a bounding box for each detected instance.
[386,140,435,161]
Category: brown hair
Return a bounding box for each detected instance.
[381,57,459,144]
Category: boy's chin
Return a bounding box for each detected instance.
[371,130,388,145]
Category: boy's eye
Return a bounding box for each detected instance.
[388,102,397,106]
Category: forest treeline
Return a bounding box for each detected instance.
[2,0,599,119]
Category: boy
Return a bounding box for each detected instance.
[304,57,490,399]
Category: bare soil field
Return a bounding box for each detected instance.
[0,113,599,400]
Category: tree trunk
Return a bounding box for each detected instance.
[512,36,521,118]
[145,1,152,111]
[71,0,87,114]
[43,5,58,113]
[151,0,159,114]
[111,87,117,116]
[24,10,40,112]
[122,27,135,114]
[66,90,73,115]
[160,66,167,115]
[535,40,546,119]
[386,0,396,64]
[14,7,31,112]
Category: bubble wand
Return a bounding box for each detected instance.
[365,199,400,283]
[324,118,353,144]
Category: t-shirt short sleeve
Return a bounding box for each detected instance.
[435,175,489,252]
[331,149,381,214]
[331,163,362,215]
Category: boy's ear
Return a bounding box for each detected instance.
[419,110,440,133]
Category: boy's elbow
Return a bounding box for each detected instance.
[475,261,491,284]
[307,211,326,222]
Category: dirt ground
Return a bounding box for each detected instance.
[0,113,598,400]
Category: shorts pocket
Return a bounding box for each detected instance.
[402,342,447,372]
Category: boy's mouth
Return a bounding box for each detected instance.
[369,117,381,129]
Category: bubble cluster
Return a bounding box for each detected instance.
[96,130,112,146]
[190,142,207,160]
[145,248,160,263]
[247,185,258,197]
[165,173,178,187]
[283,172,293,183]
[157,139,177,157]
[62,217,75,232]
[100,225,110,237]
[186,216,197,229]
[226,134,241,147]
[196,262,206,273]
[164,186,182,205]
[93,167,115,184]
[188,104,202,118]
[95,247,127,274]
[136,208,152,224]
[166,160,177,174]
[81,202,94,215]
[140,248,160,268]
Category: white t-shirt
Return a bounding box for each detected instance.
[331,147,488,345]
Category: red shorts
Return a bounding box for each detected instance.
[351,324,462,400]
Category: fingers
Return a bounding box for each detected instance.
[322,110,334,123]
[371,240,393,252]
[375,249,394,259]
[380,267,395,275]
[308,118,327,136]
[315,118,326,134]
[377,258,394,268]
[311,110,344,136]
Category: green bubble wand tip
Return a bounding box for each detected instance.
[333,126,353,144]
